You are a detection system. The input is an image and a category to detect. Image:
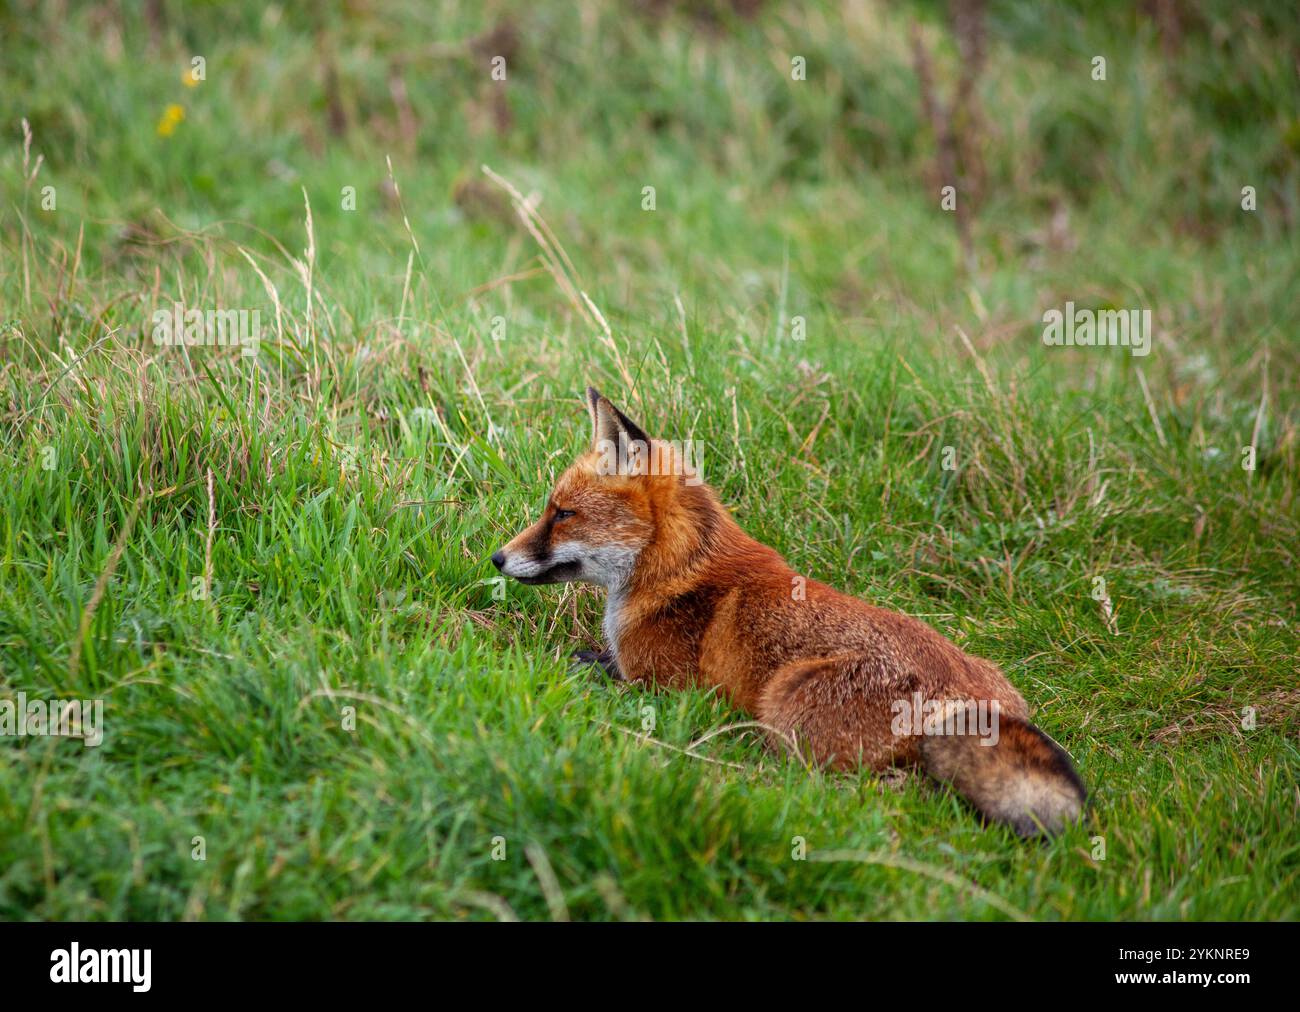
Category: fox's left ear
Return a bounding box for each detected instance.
[586,386,650,450]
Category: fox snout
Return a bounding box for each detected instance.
[491,541,585,586]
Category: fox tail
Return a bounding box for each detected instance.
[919,707,1087,838]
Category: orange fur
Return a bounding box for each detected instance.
[494,389,1087,836]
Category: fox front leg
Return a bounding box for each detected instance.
[571,648,625,682]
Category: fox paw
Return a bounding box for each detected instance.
[570,649,624,682]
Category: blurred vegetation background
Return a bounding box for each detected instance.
[4,0,1297,348]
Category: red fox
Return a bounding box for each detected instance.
[492,388,1087,836]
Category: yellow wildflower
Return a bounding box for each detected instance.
[157,104,185,137]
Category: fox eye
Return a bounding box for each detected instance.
[553,508,576,521]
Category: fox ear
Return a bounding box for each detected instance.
[586,386,650,451]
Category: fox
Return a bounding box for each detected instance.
[492,387,1087,837]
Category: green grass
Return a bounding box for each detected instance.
[1,0,1298,921]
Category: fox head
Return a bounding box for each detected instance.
[491,387,705,590]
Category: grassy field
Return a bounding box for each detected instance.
[1,0,1297,921]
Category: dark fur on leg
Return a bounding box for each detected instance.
[571,648,624,681]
